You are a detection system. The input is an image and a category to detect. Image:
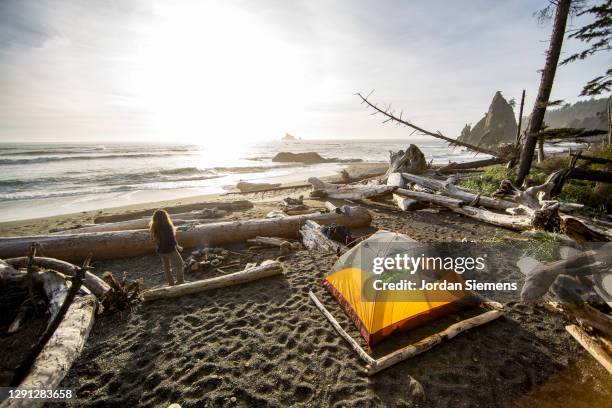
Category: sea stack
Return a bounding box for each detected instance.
[458,91,518,149]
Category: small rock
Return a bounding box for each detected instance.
[408,376,425,400]
[230,396,237,403]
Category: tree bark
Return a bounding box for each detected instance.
[516,0,572,186]
[309,177,396,200]
[142,261,283,301]
[0,207,372,262]
[299,220,344,252]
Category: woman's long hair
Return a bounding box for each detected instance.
[149,209,175,241]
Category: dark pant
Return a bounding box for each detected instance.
[160,249,184,286]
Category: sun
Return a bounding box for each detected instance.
[125,1,314,145]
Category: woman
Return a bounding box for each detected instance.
[149,209,184,286]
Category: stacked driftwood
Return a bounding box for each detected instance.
[1,249,100,407]
[518,245,612,373]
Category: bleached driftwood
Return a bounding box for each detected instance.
[0,207,372,262]
[387,173,420,211]
[309,177,396,200]
[246,236,299,252]
[93,200,253,224]
[402,173,516,211]
[566,324,612,374]
[394,188,534,231]
[520,246,612,303]
[299,220,344,252]
[365,309,503,375]
[3,295,96,408]
[308,292,376,367]
[5,257,110,299]
[309,291,503,376]
[142,260,283,301]
[52,211,219,234]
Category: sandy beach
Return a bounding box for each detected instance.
[1,163,610,407]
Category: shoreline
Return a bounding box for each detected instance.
[0,162,387,236]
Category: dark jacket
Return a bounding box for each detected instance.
[156,224,178,254]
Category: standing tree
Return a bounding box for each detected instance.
[516,0,573,186]
[561,1,612,96]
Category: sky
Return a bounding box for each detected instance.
[0,0,609,144]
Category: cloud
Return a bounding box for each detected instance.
[0,0,608,142]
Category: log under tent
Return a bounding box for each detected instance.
[0,206,372,262]
[309,291,503,375]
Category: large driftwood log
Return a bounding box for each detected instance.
[299,220,344,252]
[366,310,503,375]
[566,324,612,374]
[2,296,96,408]
[402,173,516,211]
[5,257,110,299]
[0,207,372,262]
[142,261,283,301]
[309,177,396,200]
[53,211,220,234]
[93,200,253,224]
[394,188,464,208]
[520,246,612,303]
[438,157,506,173]
[387,173,421,211]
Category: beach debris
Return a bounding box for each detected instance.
[280,195,313,215]
[142,260,284,301]
[308,290,502,376]
[387,173,423,211]
[384,144,428,180]
[100,271,142,313]
[5,256,111,299]
[299,220,345,253]
[11,255,96,389]
[54,209,226,235]
[93,200,253,224]
[566,324,612,374]
[185,247,230,273]
[308,177,396,200]
[236,181,281,193]
[0,207,372,262]
[247,237,300,254]
[407,376,426,401]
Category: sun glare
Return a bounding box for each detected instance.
[127,1,313,144]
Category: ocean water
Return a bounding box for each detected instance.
[0,138,493,221]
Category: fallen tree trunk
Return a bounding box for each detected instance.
[438,157,505,173]
[5,257,110,299]
[53,211,219,234]
[567,168,612,184]
[387,173,421,211]
[299,220,344,252]
[402,173,516,211]
[142,261,283,301]
[93,200,253,224]
[395,188,533,230]
[309,177,396,200]
[0,207,372,262]
[566,324,612,374]
[520,246,612,303]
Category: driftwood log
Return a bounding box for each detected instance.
[309,177,396,200]
[566,324,612,374]
[402,173,516,211]
[299,220,344,252]
[387,173,421,211]
[520,246,612,303]
[383,145,428,180]
[5,257,110,299]
[53,210,222,234]
[0,207,372,262]
[309,291,503,376]
[93,200,253,224]
[142,260,283,301]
